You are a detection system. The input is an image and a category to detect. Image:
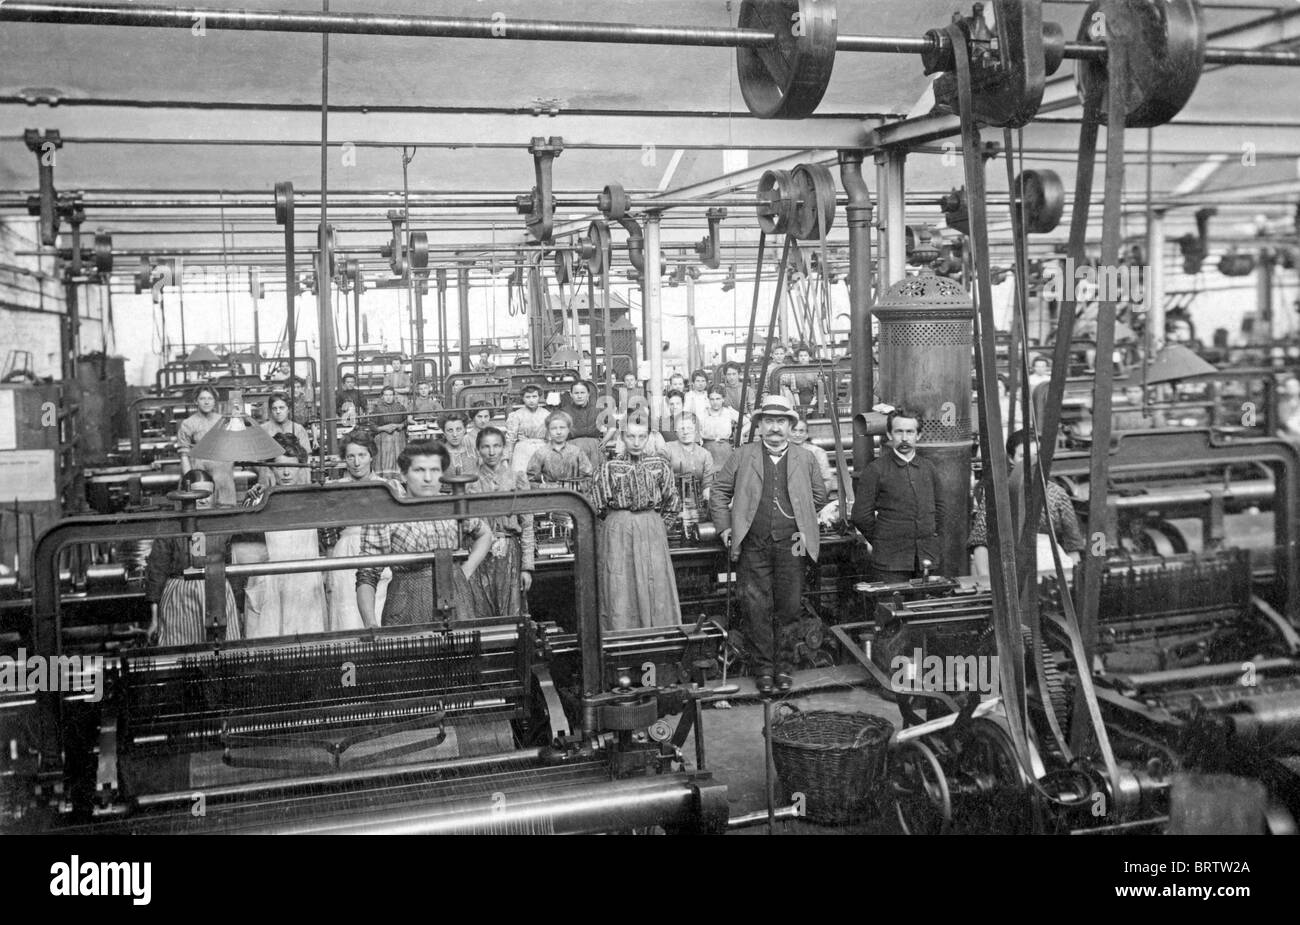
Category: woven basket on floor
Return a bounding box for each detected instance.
[767,706,895,825]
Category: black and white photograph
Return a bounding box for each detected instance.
[0,0,1295,885]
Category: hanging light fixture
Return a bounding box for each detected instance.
[1144,343,1218,385]
[192,390,284,463]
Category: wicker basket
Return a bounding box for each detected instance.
[767,706,895,825]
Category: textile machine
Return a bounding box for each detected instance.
[1,482,731,834]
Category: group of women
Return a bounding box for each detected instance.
[150,357,832,647]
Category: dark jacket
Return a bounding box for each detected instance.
[710,442,828,561]
[851,450,946,571]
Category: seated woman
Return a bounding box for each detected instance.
[143,469,242,646]
[470,426,535,617]
[592,414,682,630]
[356,440,493,626]
[322,431,392,632]
[241,433,328,638]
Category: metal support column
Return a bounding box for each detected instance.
[644,212,664,430]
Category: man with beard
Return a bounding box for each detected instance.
[851,406,945,582]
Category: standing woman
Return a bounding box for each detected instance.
[144,469,241,646]
[240,433,328,638]
[470,426,534,617]
[591,414,682,630]
[370,385,408,479]
[698,384,740,470]
[504,384,550,479]
[561,380,607,470]
[322,431,392,631]
[176,385,237,506]
[356,441,493,626]
[683,370,712,420]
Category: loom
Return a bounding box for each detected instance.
[4,481,732,834]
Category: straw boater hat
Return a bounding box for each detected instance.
[754,395,799,423]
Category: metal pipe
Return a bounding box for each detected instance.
[838,150,874,473]
[643,212,664,430]
[456,263,471,374]
[3,3,1298,66]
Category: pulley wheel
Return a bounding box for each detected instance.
[93,232,113,275]
[554,248,573,286]
[599,183,630,220]
[1015,169,1065,234]
[756,169,797,235]
[955,718,1036,834]
[584,221,612,278]
[737,0,838,119]
[890,738,953,835]
[791,163,836,240]
[274,181,294,225]
[408,231,429,270]
[1074,0,1205,129]
[317,223,337,278]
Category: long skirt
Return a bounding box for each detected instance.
[326,525,390,631]
[157,577,239,646]
[598,509,682,631]
[375,429,406,479]
[703,439,733,471]
[243,529,328,638]
[510,437,546,479]
[570,436,604,471]
[477,535,524,618]
[382,564,491,625]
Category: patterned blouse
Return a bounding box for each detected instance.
[470,462,536,571]
[356,485,488,588]
[969,475,1085,554]
[527,442,594,485]
[592,454,680,530]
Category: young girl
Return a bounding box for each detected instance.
[370,385,408,478]
[176,385,236,505]
[698,385,740,469]
[323,431,392,631]
[466,403,495,447]
[527,410,595,487]
[505,384,550,478]
[470,426,535,617]
[683,369,712,420]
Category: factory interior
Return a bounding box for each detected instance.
[4,0,1300,840]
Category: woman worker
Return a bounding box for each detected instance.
[470,425,535,617]
[143,468,242,645]
[370,385,408,478]
[322,430,393,631]
[356,440,493,626]
[591,413,682,630]
[240,433,328,637]
[176,384,237,505]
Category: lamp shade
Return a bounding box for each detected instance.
[186,345,221,364]
[192,416,284,462]
[1145,344,1218,385]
